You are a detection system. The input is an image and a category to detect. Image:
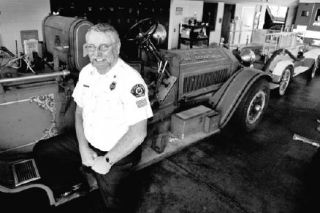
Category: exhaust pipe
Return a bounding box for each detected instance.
[0,70,70,84]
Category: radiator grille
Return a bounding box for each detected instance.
[183,68,229,94]
[12,159,40,187]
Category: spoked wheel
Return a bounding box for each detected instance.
[233,79,270,132]
[124,18,158,43]
[278,66,292,96]
[246,90,267,126]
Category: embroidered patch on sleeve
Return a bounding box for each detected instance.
[131,84,145,98]
[136,98,147,108]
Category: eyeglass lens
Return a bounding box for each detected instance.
[85,43,114,52]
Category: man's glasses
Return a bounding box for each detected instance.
[83,43,115,53]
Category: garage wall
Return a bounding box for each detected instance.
[0,0,297,53]
[168,0,204,49]
[203,0,298,7]
[0,0,50,54]
[299,0,317,2]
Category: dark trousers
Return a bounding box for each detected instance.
[33,130,141,210]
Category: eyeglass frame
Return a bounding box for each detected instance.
[83,43,117,56]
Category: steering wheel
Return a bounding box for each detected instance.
[124,18,158,43]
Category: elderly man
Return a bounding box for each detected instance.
[34,23,153,211]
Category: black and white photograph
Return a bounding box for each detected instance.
[1,0,320,212]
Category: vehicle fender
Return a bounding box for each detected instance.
[209,68,271,129]
[303,48,320,60]
[271,60,294,77]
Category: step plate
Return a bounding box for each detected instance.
[12,159,40,187]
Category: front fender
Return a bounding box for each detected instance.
[271,60,294,80]
[209,68,271,128]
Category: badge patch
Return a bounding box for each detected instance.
[131,84,145,97]
[83,84,90,88]
[136,98,147,108]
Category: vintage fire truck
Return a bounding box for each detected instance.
[0,16,271,206]
[233,29,320,96]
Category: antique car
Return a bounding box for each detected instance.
[0,16,272,206]
[233,30,320,96]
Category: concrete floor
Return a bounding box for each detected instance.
[2,71,320,213]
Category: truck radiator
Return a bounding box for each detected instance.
[183,68,229,94]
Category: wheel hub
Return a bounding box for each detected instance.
[254,105,262,112]
[279,69,291,95]
[247,91,266,124]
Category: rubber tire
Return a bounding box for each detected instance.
[309,56,320,80]
[233,79,270,132]
[278,66,292,96]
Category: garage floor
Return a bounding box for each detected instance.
[2,72,320,213]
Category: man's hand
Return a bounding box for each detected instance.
[91,156,112,175]
[79,145,97,167]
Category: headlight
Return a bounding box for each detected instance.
[240,48,256,62]
[152,24,167,45]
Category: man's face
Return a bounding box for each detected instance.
[85,31,120,74]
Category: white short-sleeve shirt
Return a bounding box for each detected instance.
[72,59,153,151]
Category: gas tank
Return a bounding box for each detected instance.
[43,15,93,71]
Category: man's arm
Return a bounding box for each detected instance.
[75,105,97,166]
[106,119,147,165]
[90,119,147,174]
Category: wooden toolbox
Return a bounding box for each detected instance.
[171,105,219,139]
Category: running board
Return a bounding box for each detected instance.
[0,159,40,188]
